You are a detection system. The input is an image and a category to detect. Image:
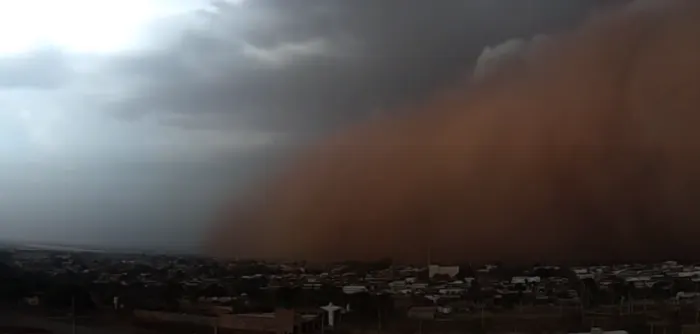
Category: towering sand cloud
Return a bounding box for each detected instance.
[210,1,700,264]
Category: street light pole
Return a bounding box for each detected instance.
[71,295,77,334]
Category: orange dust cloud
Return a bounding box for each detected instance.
[209,1,700,264]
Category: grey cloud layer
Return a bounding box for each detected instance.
[110,0,613,134]
[0,48,72,89]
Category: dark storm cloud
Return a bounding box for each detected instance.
[0,48,71,89]
[111,0,618,133]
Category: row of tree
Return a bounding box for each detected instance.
[0,261,95,311]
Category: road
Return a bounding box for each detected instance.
[0,312,151,334]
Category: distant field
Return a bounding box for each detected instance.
[0,239,140,254]
[0,238,199,257]
[18,244,107,253]
[0,239,104,252]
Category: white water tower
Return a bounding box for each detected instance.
[321,302,342,327]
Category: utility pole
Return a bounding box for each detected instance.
[426,243,433,283]
[71,295,77,334]
[377,301,382,331]
[427,245,432,269]
[480,303,485,330]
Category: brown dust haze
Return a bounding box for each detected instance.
[210,1,700,264]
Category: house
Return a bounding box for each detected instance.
[511,276,540,284]
[438,288,465,296]
[342,285,368,294]
[407,306,437,320]
[388,280,407,292]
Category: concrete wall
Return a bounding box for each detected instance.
[134,309,216,327]
[219,314,281,333]
[134,308,296,334]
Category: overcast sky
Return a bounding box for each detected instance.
[0,0,618,252]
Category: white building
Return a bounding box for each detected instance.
[342,285,368,294]
[428,265,459,279]
[511,276,541,284]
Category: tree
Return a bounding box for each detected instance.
[275,286,299,309]
[44,284,95,311]
[651,280,672,300]
[162,281,183,310]
[672,278,695,294]
[432,273,452,282]
[0,262,24,302]
[318,285,343,304]
[202,283,227,297]
[368,258,393,272]
[611,280,631,304]
[579,277,599,307]
[457,264,476,279]
[467,280,482,302]
[0,251,12,264]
